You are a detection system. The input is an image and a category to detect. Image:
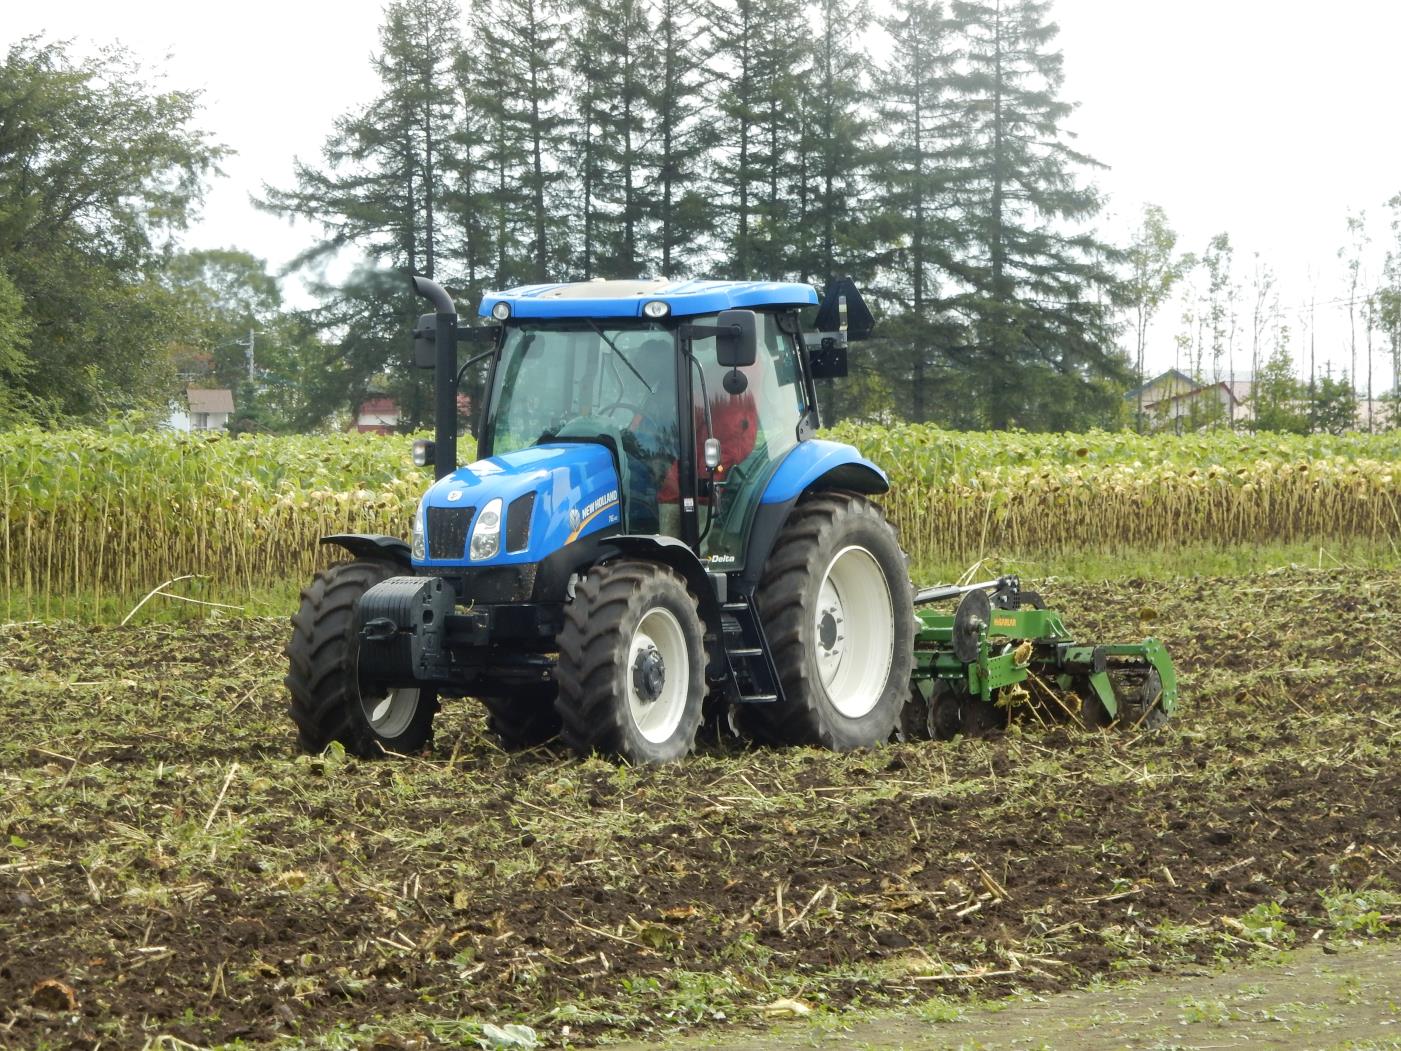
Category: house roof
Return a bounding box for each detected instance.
[359,397,399,415]
[1124,369,1196,401]
[187,387,234,414]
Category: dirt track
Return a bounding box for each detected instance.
[1,568,1398,1048]
[609,941,1401,1049]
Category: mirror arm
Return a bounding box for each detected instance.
[679,322,741,341]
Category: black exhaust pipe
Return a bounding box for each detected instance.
[412,276,458,480]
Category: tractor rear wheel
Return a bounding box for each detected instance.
[555,560,705,764]
[481,687,561,750]
[744,492,914,751]
[285,560,438,757]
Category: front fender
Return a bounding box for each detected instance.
[321,533,412,566]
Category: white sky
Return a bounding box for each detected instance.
[6,0,1400,389]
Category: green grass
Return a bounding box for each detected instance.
[6,537,1398,626]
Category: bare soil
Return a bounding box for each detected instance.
[0,567,1398,1048]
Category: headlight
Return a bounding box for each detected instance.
[411,504,426,560]
[642,300,670,318]
[491,301,511,321]
[470,497,502,560]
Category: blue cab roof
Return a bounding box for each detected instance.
[478,278,819,320]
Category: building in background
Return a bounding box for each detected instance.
[356,396,401,434]
[1127,370,1253,432]
[167,387,235,431]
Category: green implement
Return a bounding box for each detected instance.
[903,575,1177,740]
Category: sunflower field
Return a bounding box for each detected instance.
[3,425,1399,616]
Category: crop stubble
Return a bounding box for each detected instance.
[0,568,1398,1047]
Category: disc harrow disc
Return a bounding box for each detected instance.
[952,588,991,663]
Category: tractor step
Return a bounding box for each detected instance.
[720,594,784,707]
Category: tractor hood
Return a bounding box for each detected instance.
[413,442,621,568]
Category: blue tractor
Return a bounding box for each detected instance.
[286,277,915,764]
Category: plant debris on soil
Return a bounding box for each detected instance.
[1,567,1399,1049]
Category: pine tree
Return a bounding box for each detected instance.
[710,0,806,278]
[867,0,963,423]
[943,0,1125,429]
[570,0,657,277]
[258,0,464,422]
[261,0,462,278]
[798,0,874,286]
[652,0,715,276]
[446,50,495,305]
[474,0,570,282]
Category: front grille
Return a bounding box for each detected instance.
[506,492,536,553]
[426,505,474,560]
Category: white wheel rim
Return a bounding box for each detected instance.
[814,545,895,719]
[360,682,421,739]
[626,607,690,745]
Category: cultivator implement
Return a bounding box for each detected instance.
[903,576,1177,739]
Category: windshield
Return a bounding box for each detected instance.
[486,321,680,534]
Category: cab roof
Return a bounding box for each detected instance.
[478,278,819,320]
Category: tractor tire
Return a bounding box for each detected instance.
[743,492,915,751]
[555,560,705,764]
[481,687,561,750]
[285,560,438,758]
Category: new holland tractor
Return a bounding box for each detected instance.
[287,277,917,764]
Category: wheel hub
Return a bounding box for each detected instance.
[818,607,841,651]
[632,645,666,703]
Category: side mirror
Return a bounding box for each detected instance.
[413,313,438,369]
[715,309,758,368]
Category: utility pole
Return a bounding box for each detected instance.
[246,328,256,382]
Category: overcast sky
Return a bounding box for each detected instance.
[7,0,1400,386]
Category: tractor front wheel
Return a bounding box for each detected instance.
[285,560,438,757]
[555,560,705,764]
[745,492,915,751]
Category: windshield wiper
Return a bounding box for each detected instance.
[585,319,653,394]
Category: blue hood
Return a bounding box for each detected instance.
[413,443,621,567]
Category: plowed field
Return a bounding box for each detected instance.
[2,568,1398,1048]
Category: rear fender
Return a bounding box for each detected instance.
[321,533,412,567]
[740,441,889,591]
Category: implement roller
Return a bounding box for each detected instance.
[901,575,1178,740]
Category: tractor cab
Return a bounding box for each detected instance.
[465,280,816,570]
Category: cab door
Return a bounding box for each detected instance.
[684,312,809,570]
